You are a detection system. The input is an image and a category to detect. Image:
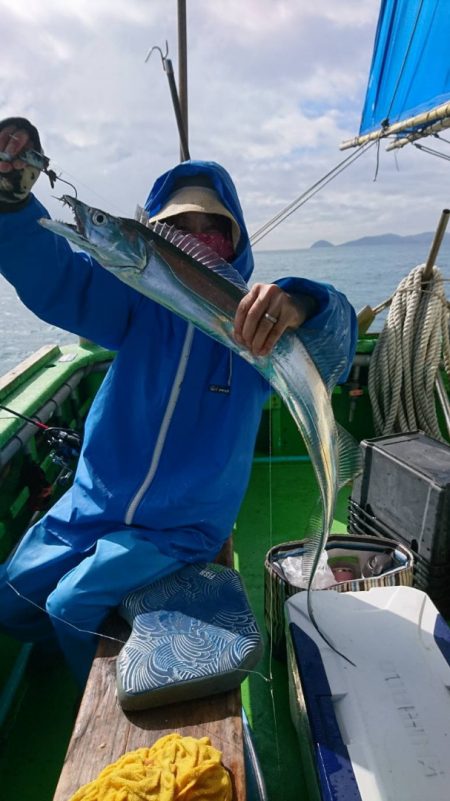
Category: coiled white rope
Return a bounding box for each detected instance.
[368,264,450,440]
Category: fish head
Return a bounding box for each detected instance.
[39,195,148,270]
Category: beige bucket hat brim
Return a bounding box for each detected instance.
[148,186,241,248]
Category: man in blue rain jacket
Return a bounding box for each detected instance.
[0,118,357,683]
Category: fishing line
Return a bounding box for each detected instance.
[19,144,128,216]
[5,579,271,683]
[53,174,79,198]
[47,161,126,215]
[266,386,282,777]
[6,580,127,645]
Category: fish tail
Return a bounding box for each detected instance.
[306,587,356,667]
[301,500,326,578]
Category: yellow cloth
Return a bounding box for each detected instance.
[69,733,233,801]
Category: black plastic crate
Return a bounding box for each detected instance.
[348,499,450,574]
[351,431,450,564]
[347,497,450,615]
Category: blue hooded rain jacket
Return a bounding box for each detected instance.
[0,160,357,563]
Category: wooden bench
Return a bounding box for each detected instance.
[52,539,246,800]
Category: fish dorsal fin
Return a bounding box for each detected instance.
[135,205,248,294]
[135,204,150,225]
[153,220,249,294]
[295,325,349,394]
[336,423,363,488]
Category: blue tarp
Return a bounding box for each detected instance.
[360,0,450,136]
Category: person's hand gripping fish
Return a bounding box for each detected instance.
[234,281,317,357]
[145,205,318,357]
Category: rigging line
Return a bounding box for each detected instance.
[413,142,450,161]
[251,141,376,245]
[249,142,373,244]
[250,141,377,246]
[385,0,425,122]
[435,133,450,146]
[373,138,381,181]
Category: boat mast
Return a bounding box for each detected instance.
[177,0,189,162]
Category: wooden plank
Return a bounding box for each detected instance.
[53,543,246,800]
[0,345,61,401]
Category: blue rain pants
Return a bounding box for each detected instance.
[0,524,183,686]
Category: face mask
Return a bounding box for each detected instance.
[193,232,235,262]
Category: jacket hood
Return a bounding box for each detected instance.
[144,160,254,282]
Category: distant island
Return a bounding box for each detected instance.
[310,231,434,249]
[310,239,334,248]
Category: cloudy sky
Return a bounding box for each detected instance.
[1,0,448,250]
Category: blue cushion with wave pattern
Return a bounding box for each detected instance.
[116,562,263,710]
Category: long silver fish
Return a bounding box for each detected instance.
[40,197,360,661]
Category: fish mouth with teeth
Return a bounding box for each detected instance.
[61,195,83,231]
[40,195,90,248]
[59,194,98,243]
[39,195,149,269]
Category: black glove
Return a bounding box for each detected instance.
[0,117,46,210]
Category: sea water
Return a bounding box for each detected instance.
[0,241,449,378]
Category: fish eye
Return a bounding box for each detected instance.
[92,211,107,226]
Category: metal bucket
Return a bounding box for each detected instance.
[264,534,414,659]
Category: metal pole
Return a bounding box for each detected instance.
[177,0,189,161]
[357,208,450,335]
[423,208,450,283]
[436,373,450,440]
[144,43,190,161]
[164,57,190,161]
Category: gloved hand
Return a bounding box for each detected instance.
[0,117,47,209]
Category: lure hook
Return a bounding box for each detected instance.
[53,174,78,198]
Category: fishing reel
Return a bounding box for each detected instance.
[43,428,82,485]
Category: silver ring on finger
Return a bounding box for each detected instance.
[264,312,278,325]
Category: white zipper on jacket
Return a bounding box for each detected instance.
[125,323,195,526]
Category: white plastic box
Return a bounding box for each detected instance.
[286,586,450,801]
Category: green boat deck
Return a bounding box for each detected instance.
[0,337,407,800]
